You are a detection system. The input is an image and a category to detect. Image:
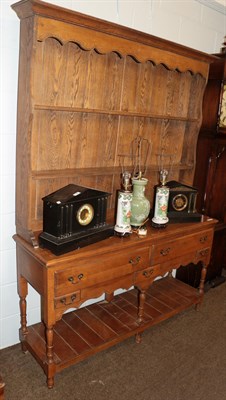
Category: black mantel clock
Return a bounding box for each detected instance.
[39,184,114,255]
[167,181,202,222]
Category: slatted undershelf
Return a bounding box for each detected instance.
[23,277,200,374]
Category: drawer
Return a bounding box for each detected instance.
[151,229,213,265]
[134,264,168,287]
[195,247,211,264]
[135,246,212,289]
[55,290,81,309]
[55,246,150,296]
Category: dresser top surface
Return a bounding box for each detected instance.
[13,216,217,266]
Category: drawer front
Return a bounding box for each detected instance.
[134,246,211,288]
[134,265,162,287]
[55,246,150,296]
[55,290,81,309]
[195,247,211,265]
[151,229,213,265]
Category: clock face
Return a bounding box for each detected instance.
[171,194,188,211]
[76,203,94,226]
[219,83,226,128]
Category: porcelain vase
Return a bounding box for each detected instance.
[130,178,150,226]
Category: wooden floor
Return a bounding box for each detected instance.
[24,277,199,372]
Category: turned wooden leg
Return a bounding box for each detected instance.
[45,326,55,389]
[196,262,207,310]
[18,275,28,352]
[137,289,146,324]
[135,332,142,344]
[19,296,28,350]
[135,289,146,343]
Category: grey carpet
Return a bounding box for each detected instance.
[1,281,226,400]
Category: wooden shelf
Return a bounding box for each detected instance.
[23,277,199,375]
[31,164,194,179]
[34,104,198,122]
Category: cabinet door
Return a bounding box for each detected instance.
[204,142,226,222]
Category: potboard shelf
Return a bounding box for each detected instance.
[22,277,199,376]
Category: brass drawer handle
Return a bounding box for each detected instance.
[60,294,77,305]
[143,269,154,278]
[160,247,170,256]
[129,256,141,266]
[68,274,84,284]
[199,249,209,257]
[200,236,207,243]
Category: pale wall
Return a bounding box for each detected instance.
[0,0,225,349]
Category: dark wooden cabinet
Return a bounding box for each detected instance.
[193,41,226,284]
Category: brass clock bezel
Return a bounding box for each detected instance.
[76,203,94,226]
[171,194,188,211]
